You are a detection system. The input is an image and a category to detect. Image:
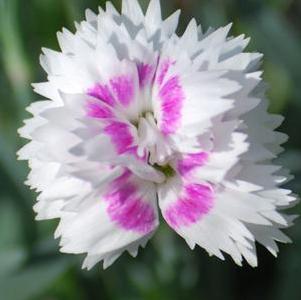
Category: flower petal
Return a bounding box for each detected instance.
[122,0,144,25]
[57,169,159,269]
[158,174,295,267]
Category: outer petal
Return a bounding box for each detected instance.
[57,169,159,269]
[157,21,296,267]
[122,0,144,25]
[158,176,295,266]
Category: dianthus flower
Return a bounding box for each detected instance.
[18,0,297,269]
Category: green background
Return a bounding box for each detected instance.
[0,0,301,299]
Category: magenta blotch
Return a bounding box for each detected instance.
[177,152,209,176]
[86,102,114,119]
[87,83,115,107]
[164,183,214,229]
[137,63,154,88]
[104,121,134,154]
[159,75,185,135]
[104,170,156,234]
[110,75,135,107]
[157,59,174,85]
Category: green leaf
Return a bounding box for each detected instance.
[276,150,301,173]
[0,0,33,115]
[0,200,23,248]
[0,258,70,300]
[0,198,27,277]
[264,61,292,113]
[245,9,301,84]
[0,248,26,277]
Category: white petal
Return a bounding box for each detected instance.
[57,171,159,269]
[158,173,293,267]
[122,0,144,25]
[145,0,162,35]
[162,10,181,37]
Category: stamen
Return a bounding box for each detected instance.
[131,112,155,129]
[153,163,175,178]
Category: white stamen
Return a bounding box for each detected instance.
[137,113,172,165]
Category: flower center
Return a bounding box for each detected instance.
[153,163,175,178]
[137,112,172,166]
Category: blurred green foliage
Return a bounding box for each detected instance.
[0,0,301,299]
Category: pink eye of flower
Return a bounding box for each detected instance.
[18,0,297,271]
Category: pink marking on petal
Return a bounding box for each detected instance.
[137,63,154,88]
[164,183,214,229]
[110,169,132,187]
[104,121,134,154]
[177,152,209,176]
[159,75,185,135]
[157,59,174,85]
[110,75,135,107]
[86,102,114,119]
[104,170,156,234]
[87,83,115,107]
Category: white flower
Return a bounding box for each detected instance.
[18,0,297,270]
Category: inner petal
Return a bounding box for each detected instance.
[158,178,215,230]
[137,112,172,165]
[104,169,158,234]
[84,59,180,181]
